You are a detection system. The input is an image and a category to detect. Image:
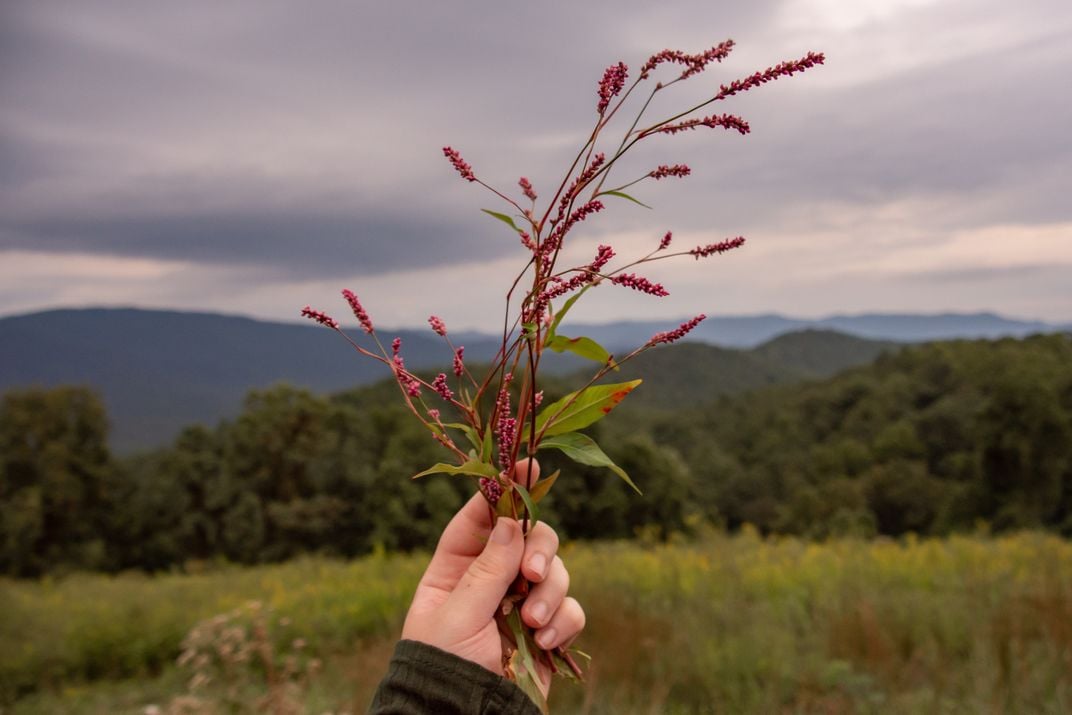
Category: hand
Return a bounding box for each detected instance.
[401,460,585,697]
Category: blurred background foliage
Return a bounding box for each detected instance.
[2,334,1070,578]
[2,334,1072,712]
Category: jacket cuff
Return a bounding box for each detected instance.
[368,639,542,714]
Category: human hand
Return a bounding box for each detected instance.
[401,460,585,697]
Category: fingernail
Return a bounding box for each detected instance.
[529,553,547,578]
[491,520,514,545]
[529,600,549,625]
[537,627,558,649]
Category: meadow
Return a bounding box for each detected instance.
[3,530,1071,714]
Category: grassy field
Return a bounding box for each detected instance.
[3,530,1071,714]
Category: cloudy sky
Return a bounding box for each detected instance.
[1,0,1070,330]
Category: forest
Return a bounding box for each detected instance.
[2,333,1070,577]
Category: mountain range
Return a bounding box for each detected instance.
[1,307,1067,452]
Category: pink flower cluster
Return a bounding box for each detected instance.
[649,164,691,180]
[391,338,421,397]
[544,200,604,258]
[300,306,338,329]
[659,231,673,250]
[443,146,476,182]
[479,476,503,506]
[649,314,707,345]
[654,113,750,136]
[713,52,825,102]
[433,372,453,401]
[342,289,374,333]
[554,154,605,226]
[639,40,735,80]
[597,62,628,114]
[690,236,746,259]
[519,177,537,202]
[494,373,515,469]
[540,244,615,304]
[452,346,465,377]
[611,272,669,297]
[428,315,447,337]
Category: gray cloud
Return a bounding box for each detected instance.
[1,0,1070,321]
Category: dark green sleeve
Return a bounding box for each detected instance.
[367,640,542,714]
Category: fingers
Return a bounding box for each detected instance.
[445,517,524,626]
[522,555,568,628]
[521,521,559,582]
[534,596,585,650]
[418,491,495,594]
[513,457,541,490]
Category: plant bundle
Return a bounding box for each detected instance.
[303,38,823,712]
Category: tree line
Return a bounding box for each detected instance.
[1,334,1070,576]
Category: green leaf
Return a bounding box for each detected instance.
[412,460,498,480]
[547,286,590,341]
[481,426,494,463]
[506,608,549,713]
[601,190,652,209]
[538,432,641,494]
[533,379,642,437]
[514,482,539,523]
[481,208,524,233]
[445,423,482,453]
[546,334,617,369]
[529,469,560,503]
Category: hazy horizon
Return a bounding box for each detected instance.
[2,0,1070,330]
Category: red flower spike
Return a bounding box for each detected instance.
[301,306,339,330]
[654,114,750,136]
[453,346,465,377]
[597,62,628,114]
[519,177,537,202]
[341,289,374,333]
[443,146,476,182]
[610,273,669,297]
[433,373,454,401]
[649,314,707,345]
[690,236,746,259]
[650,164,691,180]
[428,315,447,337]
[480,477,503,505]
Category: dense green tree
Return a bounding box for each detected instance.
[0,387,112,575]
[3,335,1071,575]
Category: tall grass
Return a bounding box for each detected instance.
[3,531,1070,714]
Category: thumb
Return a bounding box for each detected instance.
[445,518,524,627]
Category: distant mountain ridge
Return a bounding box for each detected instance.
[1,307,1066,452]
[566,311,1068,348]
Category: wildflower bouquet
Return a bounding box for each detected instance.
[303,39,822,712]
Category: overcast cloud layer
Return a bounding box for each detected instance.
[1,0,1070,328]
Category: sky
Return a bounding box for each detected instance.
[1,0,1070,331]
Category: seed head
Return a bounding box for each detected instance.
[300,306,338,330]
[649,164,691,180]
[479,477,503,506]
[690,236,746,259]
[453,346,465,377]
[597,62,628,113]
[610,272,669,297]
[433,373,454,402]
[649,314,707,345]
[519,177,537,202]
[341,289,374,333]
[443,146,476,182]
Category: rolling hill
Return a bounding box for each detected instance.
[1,307,1062,451]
